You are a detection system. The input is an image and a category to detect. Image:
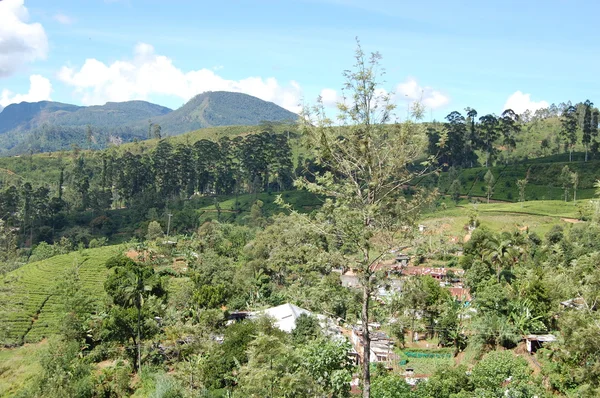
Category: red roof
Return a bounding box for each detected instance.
[448,287,471,301]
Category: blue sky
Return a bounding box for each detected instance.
[2,0,600,119]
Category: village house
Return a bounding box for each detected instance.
[351,327,399,365]
[399,265,464,281]
[249,303,344,340]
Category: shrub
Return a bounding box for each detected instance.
[88,237,107,248]
[146,221,164,241]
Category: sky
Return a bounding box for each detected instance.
[2,0,600,119]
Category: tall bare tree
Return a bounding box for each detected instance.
[295,40,435,398]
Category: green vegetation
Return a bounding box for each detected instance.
[153,91,297,136]
[0,342,44,397]
[0,91,298,156]
[0,245,121,345]
[5,42,600,398]
[430,157,600,203]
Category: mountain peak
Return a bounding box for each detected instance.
[154,91,298,135]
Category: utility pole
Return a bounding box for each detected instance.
[166,213,173,238]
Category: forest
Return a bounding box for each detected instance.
[3,43,600,398]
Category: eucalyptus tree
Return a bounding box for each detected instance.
[582,100,593,161]
[592,108,599,156]
[193,139,220,194]
[466,107,479,166]
[478,114,499,167]
[443,110,476,168]
[484,169,495,203]
[174,143,196,197]
[152,140,176,197]
[295,41,435,398]
[561,105,578,162]
[499,108,520,159]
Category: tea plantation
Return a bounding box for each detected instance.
[0,246,123,346]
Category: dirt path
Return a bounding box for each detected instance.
[561,217,583,223]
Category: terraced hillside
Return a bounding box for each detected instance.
[0,246,123,346]
[436,157,600,202]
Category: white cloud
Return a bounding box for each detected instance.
[319,88,341,107]
[58,43,303,112]
[53,13,73,25]
[395,77,449,110]
[0,74,52,107]
[503,91,548,114]
[0,0,48,78]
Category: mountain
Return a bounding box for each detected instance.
[152,91,298,135]
[0,92,298,156]
[0,100,171,135]
[0,101,82,135]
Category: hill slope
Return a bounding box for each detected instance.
[151,91,298,135]
[0,100,171,135]
[0,246,122,346]
[0,92,298,155]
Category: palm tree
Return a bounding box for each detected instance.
[121,264,157,372]
[482,237,518,282]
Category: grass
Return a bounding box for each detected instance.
[475,200,582,218]
[0,245,123,346]
[0,341,44,397]
[421,198,583,237]
[196,189,322,224]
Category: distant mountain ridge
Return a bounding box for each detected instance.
[0,91,298,155]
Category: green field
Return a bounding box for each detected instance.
[422,199,585,237]
[396,349,454,375]
[0,245,123,346]
[195,189,322,224]
[0,342,44,397]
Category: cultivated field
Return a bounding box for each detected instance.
[0,245,123,346]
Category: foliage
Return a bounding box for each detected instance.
[0,246,117,345]
[370,373,412,398]
[146,221,164,241]
[102,255,166,371]
[296,40,435,397]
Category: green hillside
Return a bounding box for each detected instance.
[0,122,301,189]
[435,154,600,202]
[152,91,298,136]
[0,92,298,156]
[0,101,171,135]
[0,246,123,346]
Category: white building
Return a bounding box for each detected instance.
[250,303,343,340]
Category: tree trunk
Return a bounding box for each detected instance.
[570,149,573,163]
[586,147,588,162]
[137,301,142,373]
[361,284,371,398]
